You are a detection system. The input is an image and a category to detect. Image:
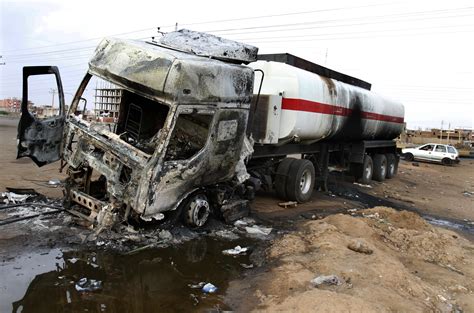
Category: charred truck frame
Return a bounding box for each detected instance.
[17,30,404,228]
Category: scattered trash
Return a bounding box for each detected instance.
[353,183,372,188]
[222,245,248,256]
[202,283,218,293]
[462,191,473,197]
[437,294,447,302]
[347,239,374,254]
[245,225,272,236]
[68,257,79,264]
[412,162,419,167]
[75,278,102,292]
[188,282,206,289]
[240,263,254,269]
[48,179,61,186]
[96,241,106,247]
[234,217,256,227]
[158,230,173,241]
[311,275,344,287]
[278,201,298,209]
[1,192,31,204]
[190,293,200,306]
[213,229,239,240]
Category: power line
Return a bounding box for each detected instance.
[0,2,400,54]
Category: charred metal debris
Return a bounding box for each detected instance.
[21,30,260,230]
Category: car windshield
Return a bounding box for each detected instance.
[447,146,456,154]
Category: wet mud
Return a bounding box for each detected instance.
[1,237,258,313]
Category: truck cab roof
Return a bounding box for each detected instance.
[88,37,255,106]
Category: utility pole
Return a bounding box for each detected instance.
[447,122,450,144]
[49,88,57,107]
[440,120,443,143]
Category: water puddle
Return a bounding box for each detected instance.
[0,237,256,312]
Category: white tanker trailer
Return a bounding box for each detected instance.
[17,29,404,227]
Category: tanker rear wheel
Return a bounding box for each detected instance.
[385,153,398,179]
[373,154,387,182]
[286,159,315,203]
[274,158,296,200]
[357,155,373,185]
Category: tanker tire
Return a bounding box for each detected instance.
[358,155,373,185]
[385,153,398,179]
[183,194,210,228]
[286,159,315,203]
[274,158,296,200]
[373,154,387,182]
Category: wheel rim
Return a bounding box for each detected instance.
[299,169,312,194]
[187,196,210,227]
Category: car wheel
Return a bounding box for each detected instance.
[285,159,315,203]
[441,158,452,166]
[183,193,210,227]
[373,154,387,182]
[404,153,414,161]
[274,158,296,200]
[385,153,398,179]
[357,155,373,185]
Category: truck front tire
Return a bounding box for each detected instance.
[275,158,296,200]
[286,159,315,203]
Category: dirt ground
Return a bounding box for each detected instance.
[1,116,473,312]
[226,207,474,312]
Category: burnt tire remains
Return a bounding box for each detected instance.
[385,153,398,178]
[274,158,296,200]
[285,159,315,203]
[373,154,387,182]
[183,193,210,228]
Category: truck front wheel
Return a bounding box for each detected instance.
[286,159,315,203]
[274,158,296,200]
[183,194,210,227]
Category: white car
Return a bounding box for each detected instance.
[402,143,459,165]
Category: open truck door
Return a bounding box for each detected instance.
[17,66,66,167]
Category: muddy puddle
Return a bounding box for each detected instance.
[0,237,257,313]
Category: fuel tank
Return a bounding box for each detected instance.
[248,60,404,144]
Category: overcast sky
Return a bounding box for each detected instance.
[1,0,473,129]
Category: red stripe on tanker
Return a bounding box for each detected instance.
[281,98,404,124]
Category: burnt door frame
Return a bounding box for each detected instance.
[17,66,66,166]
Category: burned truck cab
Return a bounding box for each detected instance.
[18,30,257,227]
